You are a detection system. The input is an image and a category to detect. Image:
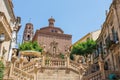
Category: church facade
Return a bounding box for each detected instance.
[32,17,72,56]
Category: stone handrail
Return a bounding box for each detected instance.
[83,71,101,80]
[21,60,42,72]
[69,60,80,72]
[22,61,36,72]
[15,61,19,68]
[12,67,34,80]
[45,59,66,68]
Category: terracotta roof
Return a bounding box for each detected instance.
[40,26,64,33]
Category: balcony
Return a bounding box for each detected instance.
[0,12,12,41]
[108,40,119,50]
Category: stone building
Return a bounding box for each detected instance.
[73,29,101,46]
[72,30,101,63]
[82,0,120,80]
[33,17,72,56]
[2,17,86,80]
[23,23,34,42]
[0,0,21,62]
[94,0,120,73]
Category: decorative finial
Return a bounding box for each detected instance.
[48,16,55,27]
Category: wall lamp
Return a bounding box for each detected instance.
[0,33,5,42]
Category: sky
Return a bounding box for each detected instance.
[12,0,112,44]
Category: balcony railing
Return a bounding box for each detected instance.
[45,59,66,68]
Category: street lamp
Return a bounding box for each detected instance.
[0,33,5,42]
[0,33,5,60]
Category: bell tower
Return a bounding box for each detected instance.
[48,17,55,27]
[23,23,34,42]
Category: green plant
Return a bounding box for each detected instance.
[19,41,42,52]
[0,61,5,80]
[70,53,74,60]
[19,41,42,61]
[71,39,96,60]
[59,53,64,59]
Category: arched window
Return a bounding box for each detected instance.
[29,26,31,29]
[51,30,54,32]
[27,35,30,40]
[104,61,109,70]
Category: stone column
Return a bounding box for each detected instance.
[65,49,70,74]
[34,60,39,80]
[19,55,24,69]
[9,56,17,78]
[98,54,105,80]
[79,69,83,80]
[41,45,46,67]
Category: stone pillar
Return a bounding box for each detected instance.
[41,45,46,67]
[98,54,105,80]
[79,69,83,80]
[42,55,45,67]
[9,62,14,78]
[34,60,39,80]
[9,56,17,78]
[19,55,24,69]
[41,46,46,73]
[67,55,70,68]
[65,49,70,74]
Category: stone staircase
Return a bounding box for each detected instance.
[4,50,87,80]
[12,67,34,80]
[14,58,85,80]
[20,58,85,74]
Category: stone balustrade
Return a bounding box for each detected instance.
[83,71,102,80]
[45,59,66,68]
[15,62,19,68]
[10,55,88,80]
[12,67,34,80]
[69,60,80,72]
[22,61,36,72]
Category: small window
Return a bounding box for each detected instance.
[104,61,109,70]
[51,30,54,32]
[27,35,30,40]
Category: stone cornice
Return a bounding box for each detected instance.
[40,26,64,33]
[38,30,72,38]
[4,0,16,21]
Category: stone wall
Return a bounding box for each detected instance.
[37,69,79,80]
[38,33,71,55]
